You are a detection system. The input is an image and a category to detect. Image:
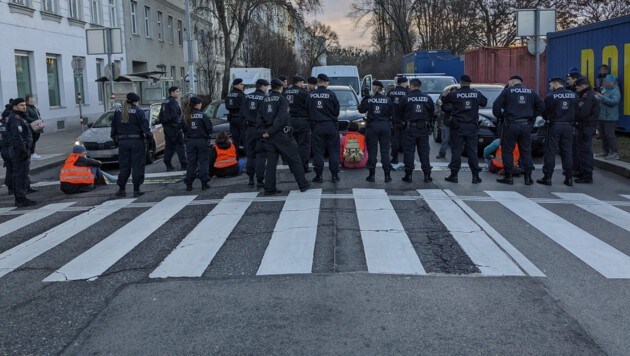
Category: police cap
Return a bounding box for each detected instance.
[567,66,579,75]
[409,78,422,86]
[126,92,140,102]
[509,75,523,82]
[397,76,408,83]
[256,79,270,86]
[307,76,318,85]
[271,79,284,87]
[317,73,330,82]
[293,75,305,83]
[575,77,589,87]
[11,98,25,106]
[232,78,243,86]
[372,80,384,88]
[568,72,582,79]
[189,96,203,105]
[549,76,565,84]
[278,75,287,82]
[460,74,472,83]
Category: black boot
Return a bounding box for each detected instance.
[201,181,210,190]
[537,175,552,186]
[575,176,593,184]
[331,173,340,183]
[186,183,193,192]
[257,178,265,188]
[402,172,413,182]
[165,162,175,172]
[564,176,573,187]
[472,173,482,184]
[248,174,254,187]
[7,188,13,196]
[366,169,375,182]
[312,174,323,183]
[115,185,126,197]
[524,172,533,186]
[384,171,392,183]
[424,172,433,183]
[497,175,514,185]
[445,171,458,183]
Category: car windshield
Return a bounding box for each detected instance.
[92,112,114,128]
[328,77,360,95]
[330,88,359,109]
[420,77,457,94]
[206,101,229,119]
[476,87,504,107]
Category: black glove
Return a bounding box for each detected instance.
[361,87,370,98]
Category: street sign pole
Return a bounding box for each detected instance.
[185,0,195,95]
[535,9,541,95]
[107,28,115,109]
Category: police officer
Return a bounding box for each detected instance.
[284,75,311,173]
[537,77,579,186]
[183,96,213,191]
[225,78,245,148]
[306,76,318,93]
[308,73,341,183]
[6,98,35,207]
[241,79,269,187]
[388,76,410,164]
[359,80,394,182]
[160,86,187,171]
[492,75,545,185]
[400,78,435,183]
[278,75,289,93]
[1,103,14,195]
[258,79,310,195]
[111,93,154,197]
[573,77,600,184]
[443,75,487,184]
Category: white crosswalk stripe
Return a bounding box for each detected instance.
[0,207,16,215]
[553,193,630,232]
[0,203,75,239]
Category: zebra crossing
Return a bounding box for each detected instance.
[1,189,630,283]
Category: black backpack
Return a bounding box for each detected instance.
[157,100,169,124]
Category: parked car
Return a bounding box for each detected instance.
[396,75,458,102]
[203,100,232,144]
[75,103,165,164]
[433,83,546,155]
[327,85,367,134]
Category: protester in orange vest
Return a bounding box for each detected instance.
[340,121,368,169]
[209,132,239,178]
[60,145,111,194]
[484,138,522,175]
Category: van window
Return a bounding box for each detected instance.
[329,77,360,94]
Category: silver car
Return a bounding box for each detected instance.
[75,103,166,163]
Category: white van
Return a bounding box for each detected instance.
[229,67,271,93]
[311,65,372,99]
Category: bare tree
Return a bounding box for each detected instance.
[243,23,300,77]
[573,0,630,24]
[300,21,340,70]
[413,0,479,54]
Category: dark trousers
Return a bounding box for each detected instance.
[185,138,210,185]
[11,149,29,201]
[543,124,573,177]
[366,120,393,172]
[210,164,240,178]
[117,139,146,189]
[30,132,41,154]
[291,118,311,172]
[598,120,618,154]
[391,122,403,163]
[264,132,309,192]
[439,123,450,157]
[245,125,266,181]
[2,147,14,191]
[501,122,533,175]
[403,124,431,174]
[164,125,186,168]
[229,115,242,148]
[312,121,340,175]
[449,122,481,174]
[573,125,596,178]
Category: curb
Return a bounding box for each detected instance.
[594,157,630,178]
[0,156,67,181]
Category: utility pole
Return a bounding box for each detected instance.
[185,0,195,95]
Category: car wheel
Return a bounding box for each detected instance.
[146,140,156,164]
[433,118,442,143]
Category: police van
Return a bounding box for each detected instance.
[311,66,373,100]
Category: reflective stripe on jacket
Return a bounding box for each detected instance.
[60,153,94,184]
[213,144,237,169]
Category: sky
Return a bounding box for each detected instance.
[310,0,371,48]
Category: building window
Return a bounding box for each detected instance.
[46,55,61,107]
[180,67,185,81]
[167,16,174,44]
[73,56,86,105]
[13,0,30,6]
[42,0,58,13]
[108,0,117,27]
[157,11,163,41]
[130,1,138,34]
[90,0,101,25]
[69,0,81,19]
[15,52,33,99]
[96,59,104,102]
[170,66,176,79]
[144,6,151,38]
[177,20,183,45]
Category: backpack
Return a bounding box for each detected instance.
[157,101,169,124]
[343,135,364,163]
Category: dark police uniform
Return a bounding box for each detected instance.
[0,107,13,193]
[573,84,600,182]
[387,85,409,163]
[541,87,579,183]
[307,85,340,180]
[258,90,309,194]
[359,91,394,178]
[400,88,435,180]
[284,84,311,173]
[492,83,544,182]
[111,103,153,195]
[225,86,245,148]
[160,95,187,170]
[443,86,488,180]
[183,109,213,189]
[7,109,33,204]
[241,89,267,184]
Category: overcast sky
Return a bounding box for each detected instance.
[309,0,371,48]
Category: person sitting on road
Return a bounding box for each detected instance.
[340,121,368,169]
[209,132,240,178]
[60,145,113,194]
[483,138,523,176]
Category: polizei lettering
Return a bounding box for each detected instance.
[310,93,330,99]
[368,98,389,104]
[407,96,429,102]
[457,93,478,99]
[511,88,532,94]
[265,96,281,102]
[247,95,265,100]
[553,93,577,99]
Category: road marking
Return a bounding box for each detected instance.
[353,188,426,275]
[257,189,322,275]
[0,200,134,278]
[553,193,630,232]
[0,207,16,214]
[487,191,630,279]
[420,189,525,276]
[0,203,75,239]
[150,193,258,278]
[43,196,196,282]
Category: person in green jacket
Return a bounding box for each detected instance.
[595,75,621,160]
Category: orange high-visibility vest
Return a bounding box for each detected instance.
[493,143,520,169]
[59,153,94,185]
[214,144,237,168]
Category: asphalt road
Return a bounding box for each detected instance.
[0,138,629,355]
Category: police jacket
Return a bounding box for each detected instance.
[160,96,182,126]
[307,86,340,123]
[284,85,309,118]
[183,109,213,139]
[401,89,435,122]
[110,105,153,140]
[543,88,579,123]
[0,117,9,149]
[257,91,290,137]
[443,86,488,124]
[7,111,32,153]
[241,89,267,124]
[387,86,410,120]
[225,88,245,118]
[577,86,600,127]
[492,84,544,122]
[359,93,394,122]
